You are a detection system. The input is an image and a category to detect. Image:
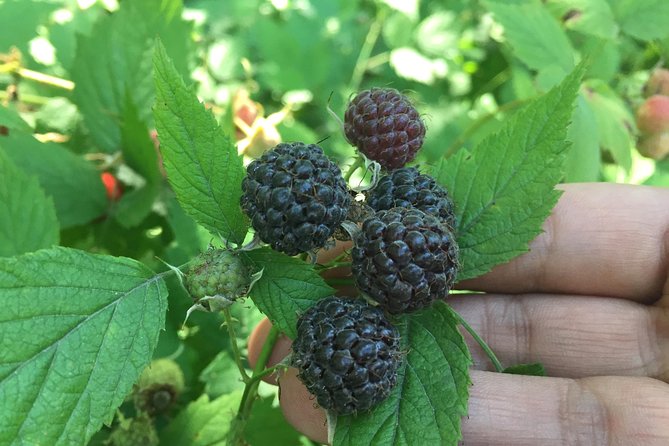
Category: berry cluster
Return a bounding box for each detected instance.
[233,88,458,416]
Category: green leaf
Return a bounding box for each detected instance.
[242,248,334,339]
[565,94,601,182]
[199,351,245,398]
[433,64,585,281]
[503,363,547,376]
[0,0,58,55]
[71,0,192,153]
[0,134,107,228]
[0,154,58,257]
[607,0,669,40]
[153,40,249,245]
[245,396,302,446]
[584,81,634,172]
[334,303,472,446]
[484,0,574,75]
[159,392,242,445]
[546,0,617,39]
[0,247,168,446]
[0,104,32,134]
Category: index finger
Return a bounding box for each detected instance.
[460,183,669,303]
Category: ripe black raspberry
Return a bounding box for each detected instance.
[344,88,425,170]
[351,207,459,314]
[366,167,456,229]
[291,297,401,415]
[240,142,351,255]
[184,249,249,310]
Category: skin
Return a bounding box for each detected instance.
[248,183,669,445]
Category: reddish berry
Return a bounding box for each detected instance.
[101,172,122,201]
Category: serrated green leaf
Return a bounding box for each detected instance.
[0,105,32,134]
[503,363,546,376]
[0,247,168,446]
[607,0,669,40]
[433,64,585,281]
[565,94,601,182]
[0,153,58,257]
[485,0,574,75]
[153,40,249,245]
[242,248,334,339]
[0,134,107,228]
[334,303,472,446]
[159,392,242,445]
[71,0,192,153]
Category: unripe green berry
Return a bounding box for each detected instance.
[134,358,184,415]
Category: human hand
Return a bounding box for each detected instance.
[248,183,669,445]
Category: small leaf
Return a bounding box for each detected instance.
[153,40,249,245]
[433,64,586,281]
[484,0,574,74]
[503,363,546,376]
[242,248,334,339]
[159,392,242,446]
[0,247,168,446]
[0,134,107,228]
[334,302,472,446]
[0,153,58,257]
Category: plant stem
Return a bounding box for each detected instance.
[452,310,504,373]
[222,308,251,383]
[0,63,75,90]
[325,277,355,287]
[344,156,364,182]
[349,8,386,94]
[0,90,50,105]
[230,325,280,445]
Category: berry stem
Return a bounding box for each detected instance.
[452,310,505,373]
[0,62,75,90]
[230,325,280,445]
[344,156,365,182]
[325,277,355,287]
[222,308,251,383]
[349,7,386,94]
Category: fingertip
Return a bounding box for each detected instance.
[279,368,329,444]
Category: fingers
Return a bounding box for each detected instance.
[459,183,669,303]
[450,294,669,381]
[274,370,669,445]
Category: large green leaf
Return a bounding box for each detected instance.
[153,40,249,245]
[0,105,32,134]
[433,64,585,281]
[71,0,192,153]
[565,94,601,182]
[243,248,334,339]
[0,247,168,445]
[0,153,58,257]
[546,0,617,39]
[0,134,107,228]
[0,0,58,55]
[607,0,669,40]
[334,303,472,446]
[484,0,574,75]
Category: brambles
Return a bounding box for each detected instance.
[366,167,456,230]
[183,248,250,310]
[291,297,401,415]
[240,142,351,255]
[134,359,185,415]
[344,88,425,170]
[351,207,459,314]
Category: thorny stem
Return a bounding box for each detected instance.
[0,63,75,90]
[230,325,280,445]
[443,98,531,158]
[452,310,504,373]
[222,308,251,383]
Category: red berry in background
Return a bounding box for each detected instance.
[636,95,669,160]
[644,68,669,97]
[344,88,426,170]
[101,172,123,201]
